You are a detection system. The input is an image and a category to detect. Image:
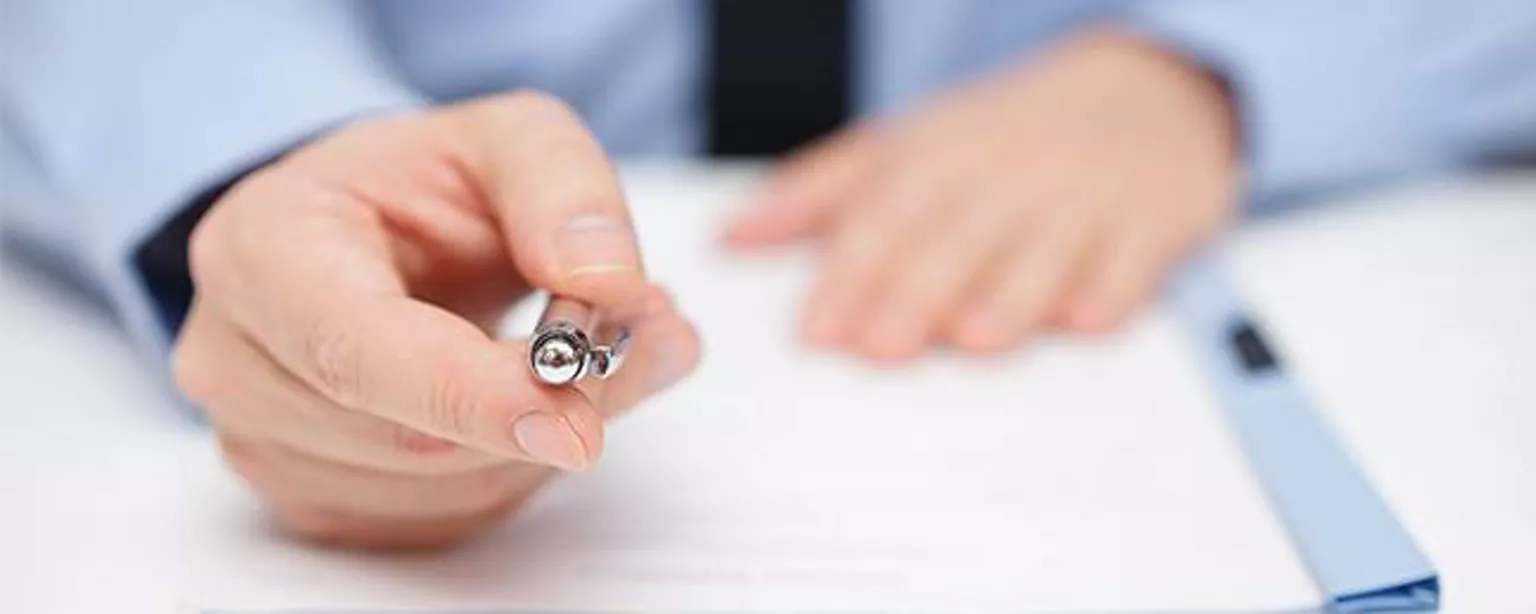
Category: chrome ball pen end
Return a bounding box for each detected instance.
[528,296,629,386]
[530,333,587,386]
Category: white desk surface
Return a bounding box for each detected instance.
[2,164,1534,613]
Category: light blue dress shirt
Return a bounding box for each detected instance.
[2,0,1534,367]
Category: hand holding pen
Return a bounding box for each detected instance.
[172,94,700,549]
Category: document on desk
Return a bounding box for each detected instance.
[190,177,1321,613]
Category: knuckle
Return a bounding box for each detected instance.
[465,90,582,135]
[185,218,249,304]
[169,343,206,400]
[303,313,363,407]
[184,219,222,288]
[420,370,477,440]
[186,173,269,291]
[390,424,461,457]
[392,455,498,478]
[501,89,579,122]
[171,336,224,405]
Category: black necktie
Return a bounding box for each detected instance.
[706,0,851,157]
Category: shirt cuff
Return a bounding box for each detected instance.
[1126,2,1437,202]
[85,64,423,373]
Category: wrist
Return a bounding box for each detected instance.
[1089,27,1241,166]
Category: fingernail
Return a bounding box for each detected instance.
[557,215,640,279]
[512,412,590,471]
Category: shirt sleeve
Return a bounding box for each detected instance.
[1,0,424,368]
[1128,0,1536,203]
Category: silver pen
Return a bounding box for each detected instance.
[528,296,631,386]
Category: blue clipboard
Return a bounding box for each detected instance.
[1168,255,1440,613]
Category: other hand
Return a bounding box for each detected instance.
[727,29,1239,361]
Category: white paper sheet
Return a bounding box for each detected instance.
[179,167,1320,612]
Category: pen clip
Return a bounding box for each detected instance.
[586,328,632,380]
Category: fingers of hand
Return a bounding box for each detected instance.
[269,500,525,552]
[296,297,605,470]
[220,435,547,551]
[175,308,505,477]
[948,208,1100,352]
[219,434,544,521]
[850,191,1031,360]
[1058,216,1187,333]
[725,127,879,246]
[180,306,548,549]
[188,225,607,471]
[446,92,649,309]
[799,165,947,350]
